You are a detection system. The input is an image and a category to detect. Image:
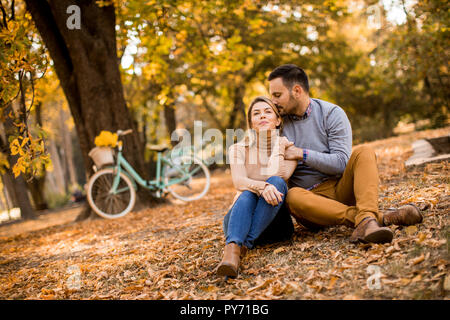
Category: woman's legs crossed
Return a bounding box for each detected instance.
[244,176,291,248]
[223,190,258,247]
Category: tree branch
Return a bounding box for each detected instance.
[0,0,8,29]
[25,0,74,84]
[9,0,14,21]
[199,93,225,132]
[26,71,35,114]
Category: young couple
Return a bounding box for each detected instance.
[216,64,424,278]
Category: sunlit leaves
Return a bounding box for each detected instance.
[0,1,51,179]
[8,128,52,178]
[117,0,334,140]
[0,127,448,300]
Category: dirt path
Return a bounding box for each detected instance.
[0,205,83,238]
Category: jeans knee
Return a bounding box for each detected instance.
[266,176,287,193]
[241,190,255,197]
[233,191,258,213]
[236,190,257,203]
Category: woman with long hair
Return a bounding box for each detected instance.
[216,96,297,278]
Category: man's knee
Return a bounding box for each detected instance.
[286,188,311,216]
[266,176,287,193]
[286,188,328,217]
[352,145,376,159]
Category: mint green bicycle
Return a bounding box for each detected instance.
[86,129,210,219]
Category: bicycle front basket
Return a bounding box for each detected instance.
[88,147,115,168]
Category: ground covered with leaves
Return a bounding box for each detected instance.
[0,128,448,300]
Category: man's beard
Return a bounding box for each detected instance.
[276,94,300,116]
[276,104,286,116]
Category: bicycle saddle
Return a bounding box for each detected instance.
[147,144,170,152]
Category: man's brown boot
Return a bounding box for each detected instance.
[382,204,423,226]
[216,242,241,278]
[350,217,393,244]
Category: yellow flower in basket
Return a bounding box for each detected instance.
[94,131,119,148]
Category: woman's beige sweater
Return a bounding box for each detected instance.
[227,132,297,211]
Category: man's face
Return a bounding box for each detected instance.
[269,77,299,116]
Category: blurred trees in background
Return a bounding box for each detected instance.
[117,0,448,146]
[0,0,448,217]
[316,0,449,141]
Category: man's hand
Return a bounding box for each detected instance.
[279,136,294,149]
[284,144,303,161]
[261,184,284,206]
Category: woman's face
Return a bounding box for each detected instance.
[250,101,281,132]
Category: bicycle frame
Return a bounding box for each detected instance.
[108,145,201,195]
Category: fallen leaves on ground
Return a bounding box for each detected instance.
[0,127,448,300]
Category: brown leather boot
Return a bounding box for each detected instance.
[350,217,393,244]
[240,246,248,258]
[382,204,423,226]
[216,242,241,277]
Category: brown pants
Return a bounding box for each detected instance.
[286,145,383,228]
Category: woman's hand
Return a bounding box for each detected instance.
[284,145,302,160]
[261,184,284,206]
[279,136,294,149]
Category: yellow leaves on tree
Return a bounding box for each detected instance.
[9,134,52,178]
[1,3,51,180]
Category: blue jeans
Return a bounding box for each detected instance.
[223,176,294,249]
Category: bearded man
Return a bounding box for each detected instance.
[268,64,422,243]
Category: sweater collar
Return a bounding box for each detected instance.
[288,99,312,121]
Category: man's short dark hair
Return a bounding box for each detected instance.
[268,64,309,94]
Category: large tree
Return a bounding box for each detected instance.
[0,103,35,220]
[25,0,153,219]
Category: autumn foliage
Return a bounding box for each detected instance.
[0,127,448,300]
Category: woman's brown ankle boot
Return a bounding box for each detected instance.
[216,242,241,278]
[240,246,248,258]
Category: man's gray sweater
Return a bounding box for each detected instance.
[281,98,353,190]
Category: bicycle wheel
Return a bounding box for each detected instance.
[163,156,210,202]
[87,167,136,219]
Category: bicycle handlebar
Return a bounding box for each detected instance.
[117,129,133,136]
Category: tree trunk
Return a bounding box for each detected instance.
[1,173,18,208]
[27,178,48,211]
[0,107,36,220]
[227,85,246,130]
[48,139,66,194]
[0,189,6,212]
[60,109,78,189]
[26,102,49,211]
[3,167,35,220]
[26,0,155,220]
[163,103,177,146]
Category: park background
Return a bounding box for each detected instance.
[0,0,448,300]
